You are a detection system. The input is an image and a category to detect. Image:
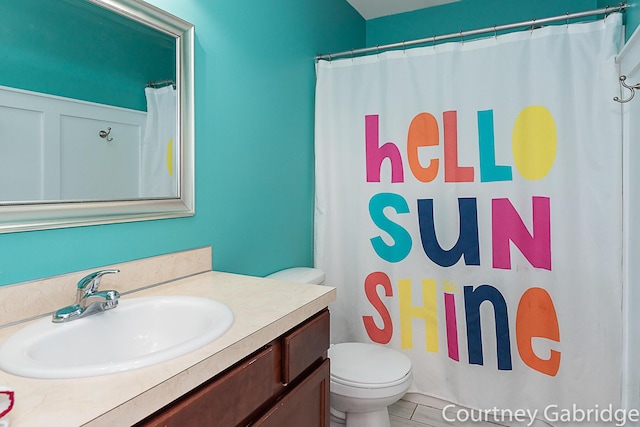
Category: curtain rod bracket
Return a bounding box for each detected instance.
[614,75,640,103]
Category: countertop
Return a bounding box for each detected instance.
[0,270,336,427]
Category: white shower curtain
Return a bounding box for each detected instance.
[141,85,177,197]
[315,14,624,425]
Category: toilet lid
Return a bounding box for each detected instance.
[329,342,412,386]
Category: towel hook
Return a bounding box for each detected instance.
[614,75,640,104]
[99,127,113,142]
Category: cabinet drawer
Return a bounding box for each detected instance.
[253,358,330,427]
[282,309,330,384]
[137,344,280,427]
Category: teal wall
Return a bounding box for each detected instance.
[2,0,636,288]
[626,1,640,39]
[366,0,640,47]
[0,0,363,286]
[0,0,175,111]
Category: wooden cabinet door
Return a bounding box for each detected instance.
[282,309,330,385]
[136,344,281,427]
[253,359,330,427]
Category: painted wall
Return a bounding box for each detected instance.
[0,0,175,111]
[626,1,640,39]
[2,0,635,288]
[0,0,364,287]
[366,0,639,47]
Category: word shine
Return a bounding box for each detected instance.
[363,274,561,376]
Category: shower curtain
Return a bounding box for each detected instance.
[141,85,177,197]
[315,14,624,424]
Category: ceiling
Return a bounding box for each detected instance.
[346,0,460,20]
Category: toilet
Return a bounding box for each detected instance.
[266,267,413,427]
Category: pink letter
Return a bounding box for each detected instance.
[444,292,459,361]
[366,115,404,183]
[492,197,551,270]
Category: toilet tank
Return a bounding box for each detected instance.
[265,267,325,285]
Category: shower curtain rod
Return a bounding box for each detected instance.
[316,3,627,61]
[147,79,175,88]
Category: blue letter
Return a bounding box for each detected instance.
[464,285,512,371]
[478,110,512,182]
[369,193,412,262]
[417,198,480,267]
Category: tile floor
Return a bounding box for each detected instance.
[389,399,506,427]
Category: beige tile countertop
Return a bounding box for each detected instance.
[0,270,336,427]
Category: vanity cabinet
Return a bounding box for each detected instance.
[136,308,330,427]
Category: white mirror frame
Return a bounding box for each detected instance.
[0,0,194,233]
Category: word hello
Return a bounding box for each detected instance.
[365,107,556,184]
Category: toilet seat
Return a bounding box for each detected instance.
[329,342,412,389]
[330,371,413,400]
[331,373,411,389]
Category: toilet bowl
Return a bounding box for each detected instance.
[328,342,412,427]
[266,267,413,427]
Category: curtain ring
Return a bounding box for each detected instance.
[531,18,536,34]
[432,35,436,50]
[604,6,609,20]
[565,12,569,27]
[402,40,406,53]
[328,53,332,62]
[460,30,464,43]
[376,44,380,57]
[351,48,354,61]
[494,25,497,39]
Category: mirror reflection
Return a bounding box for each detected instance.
[0,0,179,202]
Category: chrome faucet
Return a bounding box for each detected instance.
[52,269,121,323]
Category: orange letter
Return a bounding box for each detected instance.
[363,272,394,343]
[516,287,560,376]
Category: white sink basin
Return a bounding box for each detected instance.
[0,296,234,379]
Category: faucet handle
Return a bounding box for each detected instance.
[77,269,120,296]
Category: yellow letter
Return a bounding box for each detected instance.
[399,278,438,351]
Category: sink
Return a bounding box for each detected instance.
[0,296,234,379]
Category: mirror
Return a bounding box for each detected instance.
[0,0,194,232]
